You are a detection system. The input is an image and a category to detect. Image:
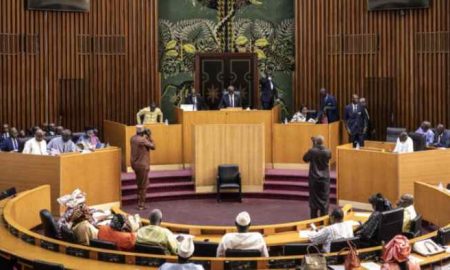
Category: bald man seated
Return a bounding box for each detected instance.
[22,129,48,155]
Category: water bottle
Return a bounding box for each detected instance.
[284,117,288,124]
[438,182,444,190]
[165,119,169,125]
[356,142,360,150]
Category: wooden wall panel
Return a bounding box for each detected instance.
[0,0,159,133]
[294,0,450,140]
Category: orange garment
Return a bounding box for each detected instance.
[98,225,136,251]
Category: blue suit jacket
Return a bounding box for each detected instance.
[319,95,339,122]
[219,93,241,108]
[433,131,450,148]
[1,137,21,152]
[344,103,367,135]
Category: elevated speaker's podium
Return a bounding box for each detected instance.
[0,148,121,214]
[337,141,450,207]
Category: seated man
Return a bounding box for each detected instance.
[216,211,268,257]
[70,205,98,245]
[393,132,414,153]
[136,209,178,255]
[185,88,206,111]
[291,105,316,123]
[433,124,450,148]
[415,121,434,146]
[77,129,102,150]
[98,214,136,251]
[47,129,78,154]
[308,208,354,252]
[1,127,21,152]
[396,194,417,233]
[22,129,48,155]
[355,193,392,246]
[159,237,204,270]
[137,102,164,124]
[219,85,241,109]
[1,123,10,142]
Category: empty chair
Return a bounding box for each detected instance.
[283,243,318,256]
[0,187,16,200]
[404,215,422,239]
[377,208,404,243]
[329,237,360,252]
[33,260,65,270]
[89,239,117,250]
[135,243,166,255]
[193,241,219,257]
[386,127,407,142]
[408,132,426,151]
[225,249,261,257]
[39,209,59,239]
[216,164,242,202]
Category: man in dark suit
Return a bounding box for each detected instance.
[344,94,368,148]
[433,124,450,148]
[1,127,21,152]
[303,135,332,218]
[185,88,206,111]
[260,74,278,110]
[219,85,241,109]
[318,88,339,123]
[360,97,375,140]
[1,123,10,143]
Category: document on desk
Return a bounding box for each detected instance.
[354,212,371,218]
[329,265,345,270]
[361,262,381,270]
[299,230,314,238]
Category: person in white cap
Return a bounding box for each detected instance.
[216,211,269,257]
[159,237,204,270]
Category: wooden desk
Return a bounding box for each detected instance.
[194,124,265,192]
[104,120,183,171]
[272,121,341,165]
[415,182,450,228]
[0,148,121,214]
[337,142,450,205]
[176,107,280,165]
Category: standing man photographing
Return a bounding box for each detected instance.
[130,125,156,210]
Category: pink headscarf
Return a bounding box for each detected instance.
[382,235,411,263]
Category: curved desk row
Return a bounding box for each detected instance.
[0,184,449,270]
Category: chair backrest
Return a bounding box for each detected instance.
[377,208,404,243]
[408,132,426,151]
[193,241,219,257]
[218,164,239,183]
[89,239,117,250]
[225,249,261,257]
[134,243,166,255]
[33,260,65,270]
[60,225,77,243]
[386,127,407,142]
[0,187,16,200]
[329,237,360,252]
[283,243,318,256]
[409,214,422,236]
[39,209,59,239]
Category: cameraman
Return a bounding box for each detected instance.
[130,125,156,210]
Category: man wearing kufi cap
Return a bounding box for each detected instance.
[130,125,155,210]
[216,211,269,257]
[159,237,204,270]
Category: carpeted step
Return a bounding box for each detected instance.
[256,190,337,201]
[264,180,336,192]
[121,170,192,186]
[122,190,211,205]
[121,182,195,197]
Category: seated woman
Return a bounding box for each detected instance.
[381,235,420,270]
[77,128,102,150]
[396,194,417,233]
[70,205,99,245]
[354,193,392,247]
[291,105,317,123]
[98,214,137,251]
[308,207,354,252]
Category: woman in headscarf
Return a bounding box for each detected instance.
[381,235,420,270]
[355,193,392,247]
[71,204,98,245]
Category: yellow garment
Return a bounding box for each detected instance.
[72,220,98,245]
[136,225,178,255]
[137,107,163,124]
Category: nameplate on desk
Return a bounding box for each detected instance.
[66,247,90,258]
[40,240,59,252]
[269,259,301,269]
[135,256,165,267]
[20,233,36,245]
[97,252,125,264]
[8,226,19,237]
[224,260,257,270]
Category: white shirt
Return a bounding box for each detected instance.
[22,138,48,155]
[291,112,307,123]
[308,221,354,252]
[393,137,414,153]
[159,263,204,270]
[216,232,269,257]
